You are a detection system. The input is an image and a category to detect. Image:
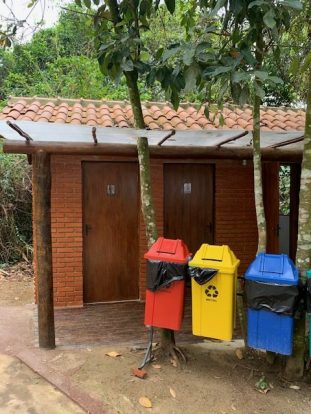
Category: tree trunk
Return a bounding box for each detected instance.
[33,151,55,349]
[252,93,267,254]
[137,136,158,246]
[285,61,311,379]
[124,70,177,354]
[253,31,267,254]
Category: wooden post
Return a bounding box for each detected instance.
[33,151,55,349]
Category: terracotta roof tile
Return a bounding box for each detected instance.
[0,96,305,132]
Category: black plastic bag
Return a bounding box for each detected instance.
[188,267,218,285]
[146,260,188,291]
[245,280,299,316]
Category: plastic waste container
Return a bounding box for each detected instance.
[245,253,299,355]
[144,237,190,330]
[189,244,240,341]
[306,269,311,355]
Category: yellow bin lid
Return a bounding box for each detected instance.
[189,244,240,273]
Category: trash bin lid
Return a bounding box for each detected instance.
[144,237,190,264]
[188,244,239,272]
[245,253,298,285]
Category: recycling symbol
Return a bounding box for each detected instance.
[205,285,219,299]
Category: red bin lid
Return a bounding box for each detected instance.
[144,237,190,263]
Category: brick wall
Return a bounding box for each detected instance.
[50,156,83,307]
[33,156,257,307]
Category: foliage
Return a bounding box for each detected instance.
[279,165,291,216]
[0,143,32,264]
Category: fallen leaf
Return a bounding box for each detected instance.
[235,348,244,360]
[152,364,161,369]
[257,388,270,394]
[105,351,121,358]
[170,387,176,398]
[170,359,178,367]
[139,397,152,408]
[289,385,300,390]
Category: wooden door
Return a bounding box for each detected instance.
[164,164,214,255]
[83,162,139,303]
[262,162,280,254]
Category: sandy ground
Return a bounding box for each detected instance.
[0,263,34,306]
[1,263,311,414]
[0,354,85,414]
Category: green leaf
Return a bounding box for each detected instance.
[162,46,180,62]
[83,0,91,8]
[183,48,195,66]
[139,51,151,61]
[184,64,201,92]
[253,70,269,81]
[210,0,226,17]
[281,0,303,10]
[170,88,180,110]
[301,52,311,73]
[204,66,231,77]
[121,59,134,72]
[267,76,283,85]
[93,0,100,5]
[254,82,265,99]
[288,57,300,76]
[204,105,209,119]
[232,71,250,83]
[219,113,225,127]
[263,9,276,28]
[248,0,267,8]
[74,0,82,6]
[164,0,175,14]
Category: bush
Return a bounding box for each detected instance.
[0,145,32,264]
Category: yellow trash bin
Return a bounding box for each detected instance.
[189,244,240,341]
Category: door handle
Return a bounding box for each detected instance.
[85,224,92,236]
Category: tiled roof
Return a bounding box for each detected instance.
[0,96,306,132]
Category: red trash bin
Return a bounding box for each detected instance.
[144,237,190,330]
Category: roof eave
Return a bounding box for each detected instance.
[3,140,303,162]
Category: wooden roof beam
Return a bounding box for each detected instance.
[216,131,249,147]
[6,120,33,143]
[269,135,304,148]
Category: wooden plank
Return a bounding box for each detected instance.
[289,163,301,261]
[33,151,55,349]
[269,135,304,148]
[3,140,303,161]
[262,162,280,254]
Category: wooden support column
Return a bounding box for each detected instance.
[33,151,55,349]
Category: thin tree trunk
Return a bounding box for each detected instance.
[124,70,178,354]
[137,136,158,246]
[253,93,267,254]
[285,60,311,380]
[253,32,267,254]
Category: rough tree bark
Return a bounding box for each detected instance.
[285,45,311,379]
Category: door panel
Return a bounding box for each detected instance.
[164,164,214,255]
[83,162,139,303]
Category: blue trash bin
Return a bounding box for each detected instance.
[245,253,299,355]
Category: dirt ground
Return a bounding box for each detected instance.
[0,262,34,306]
[1,263,311,414]
[0,353,85,414]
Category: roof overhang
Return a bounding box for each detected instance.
[0,120,303,162]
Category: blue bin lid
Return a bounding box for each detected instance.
[245,253,299,285]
